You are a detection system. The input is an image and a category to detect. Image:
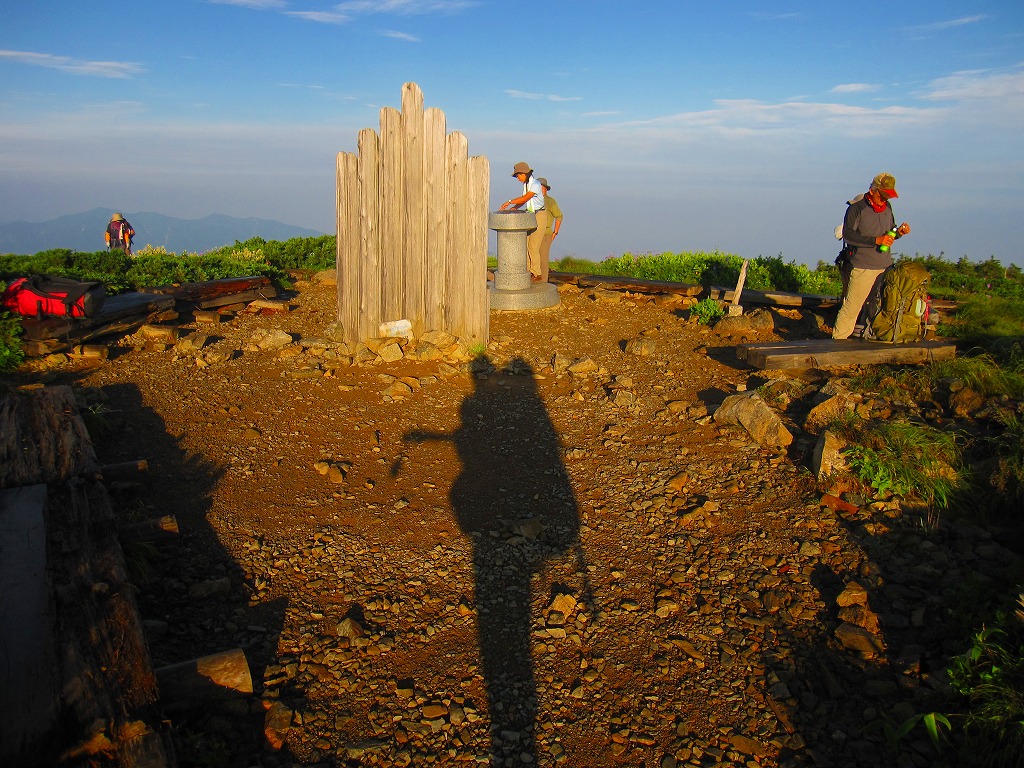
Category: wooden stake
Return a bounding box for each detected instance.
[728,259,749,316]
[155,648,253,710]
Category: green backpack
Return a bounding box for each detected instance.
[863,261,931,343]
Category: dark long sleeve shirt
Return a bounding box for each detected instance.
[842,195,895,270]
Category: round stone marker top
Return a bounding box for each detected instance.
[489,210,537,231]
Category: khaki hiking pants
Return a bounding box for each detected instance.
[527,209,550,280]
[833,267,885,340]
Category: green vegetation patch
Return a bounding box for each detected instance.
[834,417,963,509]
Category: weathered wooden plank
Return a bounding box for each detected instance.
[466,153,490,345]
[0,389,170,767]
[120,514,179,543]
[444,132,469,334]
[155,648,253,711]
[18,292,176,343]
[337,151,360,342]
[196,287,273,309]
[548,272,703,296]
[42,478,169,767]
[738,339,956,370]
[380,106,404,324]
[402,82,427,336]
[549,271,842,308]
[423,108,447,334]
[140,275,272,301]
[357,128,382,342]
[0,484,59,765]
[0,386,100,488]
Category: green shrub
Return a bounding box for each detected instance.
[985,410,1024,507]
[835,418,963,509]
[552,256,601,274]
[0,310,24,372]
[209,235,336,272]
[948,612,1024,767]
[689,297,725,326]
[939,295,1024,350]
[928,353,1024,399]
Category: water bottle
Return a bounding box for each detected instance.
[878,228,897,253]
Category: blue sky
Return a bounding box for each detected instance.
[2,1,1022,267]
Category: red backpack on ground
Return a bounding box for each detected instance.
[1,275,106,319]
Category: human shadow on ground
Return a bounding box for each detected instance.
[92,382,288,763]
[405,356,592,766]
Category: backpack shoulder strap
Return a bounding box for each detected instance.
[28,274,92,307]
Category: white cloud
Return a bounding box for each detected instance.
[0,50,145,79]
[505,89,582,102]
[283,0,473,24]
[209,0,287,7]
[918,69,1024,103]
[287,10,351,22]
[750,12,801,21]
[335,0,476,12]
[381,30,420,42]
[908,15,988,33]
[601,99,941,143]
[831,83,880,93]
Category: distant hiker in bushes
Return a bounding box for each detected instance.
[537,177,562,283]
[499,162,549,283]
[832,173,910,339]
[105,212,135,255]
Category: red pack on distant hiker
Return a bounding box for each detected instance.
[1,275,106,319]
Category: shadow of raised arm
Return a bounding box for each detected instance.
[404,428,452,444]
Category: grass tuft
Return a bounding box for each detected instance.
[832,418,963,509]
[948,614,1024,767]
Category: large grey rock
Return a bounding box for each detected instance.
[811,430,849,479]
[713,392,793,448]
[805,390,861,434]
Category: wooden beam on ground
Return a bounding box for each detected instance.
[0,484,59,764]
[101,459,150,483]
[0,386,100,487]
[18,292,177,356]
[548,271,841,308]
[155,648,253,711]
[195,288,271,309]
[0,386,172,767]
[549,271,703,297]
[19,292,175,340]
[120,515,179,543]
[139,275,275,303]
[737,338,957,370]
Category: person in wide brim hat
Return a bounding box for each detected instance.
[105,211,135,254]
[499,162,550,282]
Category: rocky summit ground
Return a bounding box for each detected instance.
[31,276,1022,767]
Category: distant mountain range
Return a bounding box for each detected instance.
[0,208,327,255]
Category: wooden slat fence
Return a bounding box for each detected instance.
[336,82,489,345]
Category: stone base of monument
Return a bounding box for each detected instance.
[488,209,561,311]
[488,281,560,310]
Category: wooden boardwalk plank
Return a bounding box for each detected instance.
[548,272,842,308]
[737,339,956,370]
[0,484,59,764]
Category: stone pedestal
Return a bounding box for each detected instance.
[488,210,559,310]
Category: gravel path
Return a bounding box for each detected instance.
[67,278,1019,767]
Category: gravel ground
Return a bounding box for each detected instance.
[51,277,1022,768]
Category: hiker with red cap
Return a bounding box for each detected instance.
[832,173,911,340]
[499,162,549,283]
